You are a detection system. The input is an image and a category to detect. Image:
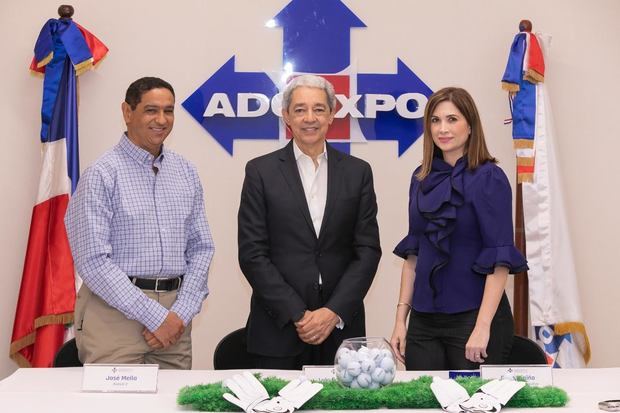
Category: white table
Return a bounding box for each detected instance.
[1,367,618,412]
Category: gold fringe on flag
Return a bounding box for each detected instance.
[554,321,591,364]
[514,139,535,149]
[524,69,545,84]
[9,312,74,367]
[74,58,94,76]
[517,157,535,166]
[10,352,31,368]
[502,81,520,93]
[517,173,534,183]
[36,52,54,69]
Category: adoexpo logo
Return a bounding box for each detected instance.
[183,1,433,155]
[203,90,427,120]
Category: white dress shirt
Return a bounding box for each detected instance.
[293,140,344,329]
[293,140,328,237]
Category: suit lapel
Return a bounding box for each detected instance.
[318,143,343,240]
[278,141,317,238]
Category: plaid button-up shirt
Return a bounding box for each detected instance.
[65,135,215,331]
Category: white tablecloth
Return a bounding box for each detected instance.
[0,367,618,412]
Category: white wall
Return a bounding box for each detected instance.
[2,0,619,379]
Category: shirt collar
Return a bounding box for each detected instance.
[119,133,166,167]
[292,139,328,162]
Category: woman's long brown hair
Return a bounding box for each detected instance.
[416,87,496,180]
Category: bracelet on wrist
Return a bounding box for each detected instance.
[397,302,412,308]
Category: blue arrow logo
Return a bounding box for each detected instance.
[182,56,279,154]
[274,0,365,73]
[358,59,433,155]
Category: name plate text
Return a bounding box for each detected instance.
[82,364,159,393]
[480,364,553,387]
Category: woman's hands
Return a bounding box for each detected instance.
[391,256,417,365]
[390,321,407,363]
[466,266,508,363]
[465,323,490,363]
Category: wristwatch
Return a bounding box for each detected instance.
[599,400,620,411]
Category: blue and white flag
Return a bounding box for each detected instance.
[503,31,591,368]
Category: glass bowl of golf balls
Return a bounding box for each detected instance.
[334,337,396,388]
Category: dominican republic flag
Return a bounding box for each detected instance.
[9,18,107,367]
[502,31,590,368]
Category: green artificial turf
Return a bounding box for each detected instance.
[177,375,568,411]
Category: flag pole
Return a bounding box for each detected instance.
[514,176,529,336]
[509,19,533,337]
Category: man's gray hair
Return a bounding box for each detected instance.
[282,75,337,113]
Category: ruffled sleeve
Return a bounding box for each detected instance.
[471,165,528,274]
[393,171,420,259]
[394,234,419,259]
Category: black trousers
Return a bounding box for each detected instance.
[405,293,514,370]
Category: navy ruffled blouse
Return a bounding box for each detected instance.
[394,157,528,314]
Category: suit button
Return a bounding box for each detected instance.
[313,282,320,291]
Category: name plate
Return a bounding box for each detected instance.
[303,365,335,380]
[82,364,159,393]
[480,365,553,387]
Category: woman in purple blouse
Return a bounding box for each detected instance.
[389,87,528,370]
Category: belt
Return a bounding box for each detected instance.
[129,276,184,292]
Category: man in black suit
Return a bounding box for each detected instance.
[238,75,381,369]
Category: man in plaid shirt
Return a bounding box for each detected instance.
[65,77,215,369]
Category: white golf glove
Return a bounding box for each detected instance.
[223,372,270,413]
[430,377,470,413]
[254,376,323,413]
[458,379,525,413]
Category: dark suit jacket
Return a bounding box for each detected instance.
[238,141,381,357]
